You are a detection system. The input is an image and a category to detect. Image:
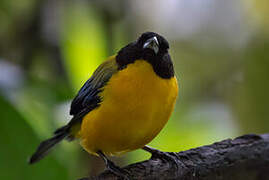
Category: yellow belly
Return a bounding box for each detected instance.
[78,60,178,156]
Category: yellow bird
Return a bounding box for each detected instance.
[30,32,178,179]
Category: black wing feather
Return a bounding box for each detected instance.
[29,59,118,164]
[69,78,100,115]
[70,58,118,116]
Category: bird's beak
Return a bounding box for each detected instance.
[143,36,159,54]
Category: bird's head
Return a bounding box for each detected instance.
[116,32,174,78]
[136,32,169,57]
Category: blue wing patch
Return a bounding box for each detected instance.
[70,59,118,116]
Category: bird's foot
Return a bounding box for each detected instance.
[105,159,131,180]
[143,146,182,171]
[153,151,180,167]
[77,161,131,180]
[96,150,132,179]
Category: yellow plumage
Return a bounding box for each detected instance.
[78,59,178,155]
[29,33,178,178]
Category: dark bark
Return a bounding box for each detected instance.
[86,134,269,180]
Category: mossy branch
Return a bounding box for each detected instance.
[84,134,269,180]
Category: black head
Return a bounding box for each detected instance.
[116,32,174,79]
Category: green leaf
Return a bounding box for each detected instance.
[60,3,107,91]
[0,95,70,180]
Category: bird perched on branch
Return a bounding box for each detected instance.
[29,32,178,179]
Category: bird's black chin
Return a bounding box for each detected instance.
[145,52,174,79]
[116,46,174,79]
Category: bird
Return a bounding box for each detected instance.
[29,32,179,179]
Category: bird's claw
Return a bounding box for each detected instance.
[77,178,89,180]
[106,160,132,180]
[151,150,181,170]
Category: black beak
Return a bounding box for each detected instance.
[143,36,159,54]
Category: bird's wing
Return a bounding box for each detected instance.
[70,57,118,115]
[30,58,118,163]
[69,57,118,125]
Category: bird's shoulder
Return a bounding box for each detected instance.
[70,56,118,116]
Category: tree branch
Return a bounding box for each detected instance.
[87,134,269,180]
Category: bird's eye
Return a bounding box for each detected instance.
[143,36,159,54]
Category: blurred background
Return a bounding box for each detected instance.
[0,0,268,179]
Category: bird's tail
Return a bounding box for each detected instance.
[29,125,70,164]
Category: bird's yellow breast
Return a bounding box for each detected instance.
[78,60,178,156]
